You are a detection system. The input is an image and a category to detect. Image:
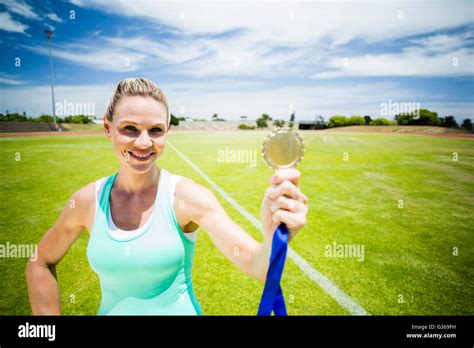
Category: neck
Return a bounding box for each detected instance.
[115,165,160,194]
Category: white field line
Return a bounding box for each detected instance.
[168,142,369,316]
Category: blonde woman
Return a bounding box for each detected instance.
[26,77,308,315]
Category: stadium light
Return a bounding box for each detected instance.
[44,29,57,130]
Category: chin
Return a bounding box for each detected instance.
[126,162,156,174]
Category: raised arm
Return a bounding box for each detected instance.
[174,169,308,282]
[26,183,95,315]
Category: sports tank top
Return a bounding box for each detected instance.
[86,168,202,315]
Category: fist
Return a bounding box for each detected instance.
[260,168,308,243]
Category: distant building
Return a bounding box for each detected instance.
[298,115,328,130]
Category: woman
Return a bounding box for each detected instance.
[26,77,308,315]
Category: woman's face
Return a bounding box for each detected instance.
[104,95,168,174]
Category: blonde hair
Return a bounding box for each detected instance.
[105,77,170,128]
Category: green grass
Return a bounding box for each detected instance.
[0,131,472,315]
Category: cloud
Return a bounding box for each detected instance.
[0,0,62,33]
[69,0,473,45]
[45,12,62,23]
[104,34,307,78]
[102,36,210,65]
[22,33,295,76]
[20,28,315,78]
[22,41,150,72]
[168,32,307,78]
[410,31,474,53]
[312,31,474,79]
[0,0,39,20]
[0,11,28,33]
[64,0,474,79]
[0,73,26,85]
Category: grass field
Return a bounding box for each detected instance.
[0,130,473,315]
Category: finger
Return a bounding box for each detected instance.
[272,209,307,230]
[271,168,300,186]
[267,180,307,203]
[267,180,305,202]
[270,196,307,214]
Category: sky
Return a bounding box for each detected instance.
[0,0,473,122]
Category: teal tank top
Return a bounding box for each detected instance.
[86,168,202,315]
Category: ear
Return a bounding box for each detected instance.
[103,115,112,138]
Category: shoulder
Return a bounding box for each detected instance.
[174,176,224,220]
[71,181,96,207]
[68,179,101,231]
[175,176,207,199]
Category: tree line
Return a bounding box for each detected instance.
[327,109,472,130]
[0,112,92,124]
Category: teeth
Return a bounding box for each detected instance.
[129,151,153,158]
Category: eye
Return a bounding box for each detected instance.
[124,125,137,131]
[151,127,163,132]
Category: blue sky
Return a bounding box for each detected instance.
[0,0,473,121]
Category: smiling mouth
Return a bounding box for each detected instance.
[126,150,155,161]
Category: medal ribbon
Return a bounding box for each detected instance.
[257,223,288,316]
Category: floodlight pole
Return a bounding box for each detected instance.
[44,29,57,130]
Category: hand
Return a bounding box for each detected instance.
[260,168,308,243]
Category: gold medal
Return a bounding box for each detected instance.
[262,127,305,169]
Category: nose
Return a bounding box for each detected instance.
[135,130,152,148]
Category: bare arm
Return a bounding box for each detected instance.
[175,169,307,282]
[26,183,95,315]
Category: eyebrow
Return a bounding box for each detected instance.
[119,120,165,128]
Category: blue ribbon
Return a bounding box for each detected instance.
[257,223,289,316]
